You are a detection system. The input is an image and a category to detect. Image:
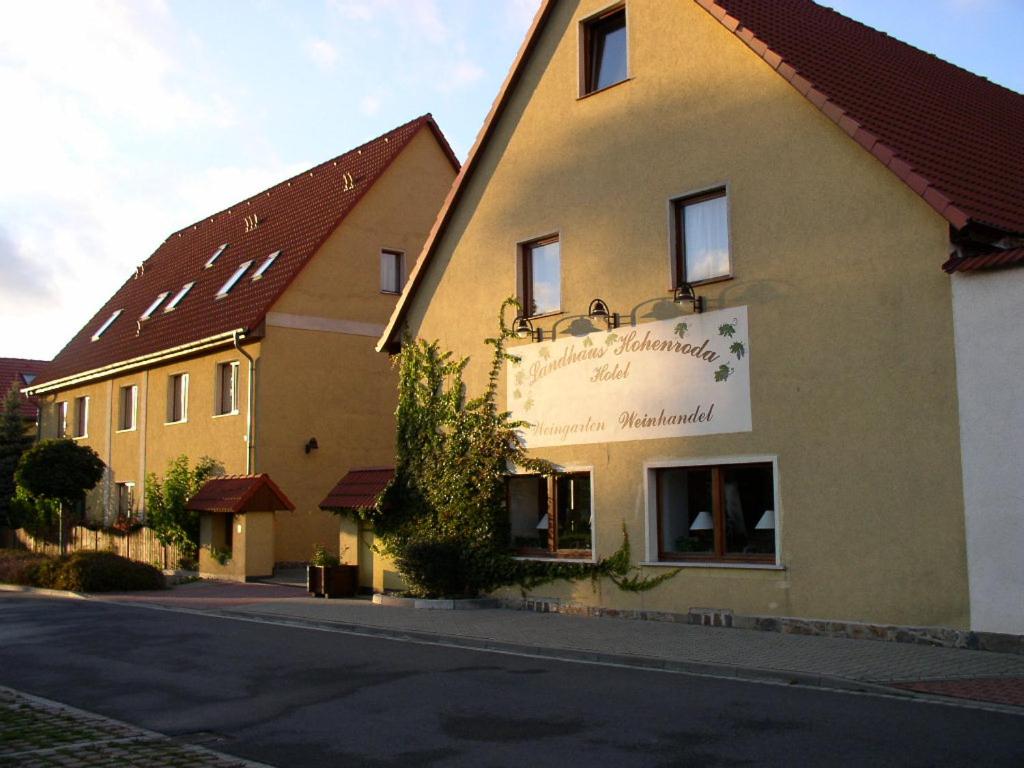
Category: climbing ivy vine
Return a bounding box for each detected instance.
[358,298,679,598]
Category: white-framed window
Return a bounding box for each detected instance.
[673,188,731,286]
[507,468,594,559]
[140,292,169,320]
[116,482,135,517]
[167,373,188,424]
[216,261,253,298]
[252,250,280,281]
[73,396,89,438]
[645,456,780,567]
[519,235,561,317]
[118,385,138,431]
[215,362,239,416]
[56,401,68,438]
[380,249,405,294]
[164,282,194,313]
[91,309,122,341]
[205,243,229,269]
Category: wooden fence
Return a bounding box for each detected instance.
[2,525,185,570]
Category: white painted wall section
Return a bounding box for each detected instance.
[952,268,1024,634]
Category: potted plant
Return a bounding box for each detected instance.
[307,544,358,598]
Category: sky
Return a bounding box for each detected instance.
[1,0,1021,362]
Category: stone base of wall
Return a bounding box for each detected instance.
[502,598,1024,655]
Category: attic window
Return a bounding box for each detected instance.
[252,251,280,281]
[140,292,169,320]
[91,310,123,341]
[582,5,628,96]
[164,282,194,313]
[205,243,229,269]
[22,373,36,385]
[216,261,253,298]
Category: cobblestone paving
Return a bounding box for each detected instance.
[0,688,266,768]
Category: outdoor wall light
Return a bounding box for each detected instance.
[304,437,319,454]
[672,283,706,313]
[512,314,544,342]
[588,298,621,329]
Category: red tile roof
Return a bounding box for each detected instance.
[943,247,1024,274]
[186,474,295,514]
[319,467,394,511]
[34,115,458,388]
[701,0,1024,234]
[0,358,46,420]
[382,0,1024,349]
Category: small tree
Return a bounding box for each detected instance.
[16,439,105,551]
[144,455,221,562]
[0,383,33,529]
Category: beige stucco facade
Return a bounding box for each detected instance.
[36,125,457,577]
[395,1,969,626]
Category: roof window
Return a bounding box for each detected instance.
[164,282,194,313]
[91,310,123,341]
[204,243,229,269]
[252,250,280,281]
[140,292,169,320]
[216,261,253,298]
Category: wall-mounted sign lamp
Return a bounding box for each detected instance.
[304,437,319,454]
[588,298,621,330]
[672,283,706,313]
[512,314,544,342]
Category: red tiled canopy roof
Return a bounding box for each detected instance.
[319,467,394,511]
[943,247,1024,274]
[702,0,1024,234]
[186,474,295,514]
[34,115,458,388]
[0,358,46,420]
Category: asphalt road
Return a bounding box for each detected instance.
[1,595,1022,768]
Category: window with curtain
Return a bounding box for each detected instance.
[674,189,730,285]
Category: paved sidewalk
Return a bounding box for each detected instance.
[0,686,270,767]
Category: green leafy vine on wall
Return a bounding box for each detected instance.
[352,298,680,598]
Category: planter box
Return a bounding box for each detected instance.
[307,564,358,599]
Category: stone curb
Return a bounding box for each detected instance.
[0,583,88,600]
[0,685,277,767]
[372,593,502,610]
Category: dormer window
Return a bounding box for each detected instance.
[216,261,253,298]
[140,292,169,320]
[164,282,194,312]
[91,310,122,341]
[252,250,280,281]
[205,243,229,269]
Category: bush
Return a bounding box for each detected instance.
[0,549,165,592]
[46,551,165,592]
[392,538,509,598]
[0,548,48,585]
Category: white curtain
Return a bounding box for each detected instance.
[685,196,729,282]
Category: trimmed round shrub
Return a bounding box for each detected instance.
[0,548,48,585]
[47,551,165,592]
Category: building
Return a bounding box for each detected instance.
[27,115,459,575]
[0,358,46,432]
[381,1,1024,633]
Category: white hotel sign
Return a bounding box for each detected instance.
[508,307,752,448]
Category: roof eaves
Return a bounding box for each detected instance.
[378,0,557,353]
[692,0,973,232]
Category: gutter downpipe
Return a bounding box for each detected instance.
[233,331,256,475]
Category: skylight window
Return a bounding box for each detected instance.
[140,292,169,320]
[204,243,229,269]
[251,250,280,281]
[91,310,123,341]
[216,261,253,298]
[164,282,194,313]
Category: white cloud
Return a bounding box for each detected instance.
[436,60,485,93]
[505,0,543,31]
[360,94,383,116]
[329,1,374,22]
[306,38,339,69]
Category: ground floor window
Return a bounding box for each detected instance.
[507,471,592,558]
[654,462,776,563]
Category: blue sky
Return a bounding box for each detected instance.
[1,0,1021,360]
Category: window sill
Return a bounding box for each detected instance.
[379,290,402,296]
[212,411,239,419]
[115,427,137,434]
[72,435,88,441]
[578,76,632,101]
[640,560,784,571]
[512,554,596,564]
[164,420,188,426]
[525,310,564,321]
